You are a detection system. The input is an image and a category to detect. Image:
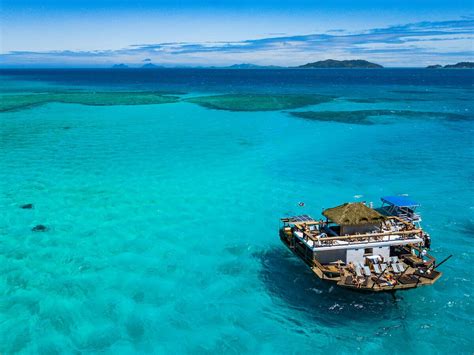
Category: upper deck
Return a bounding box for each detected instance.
[281,201,424,251]
[283,217,423,251]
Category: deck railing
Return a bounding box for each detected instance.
[301,228,423,247]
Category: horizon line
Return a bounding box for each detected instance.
[1,63,473,70]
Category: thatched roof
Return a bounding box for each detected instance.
[322,202,385,225]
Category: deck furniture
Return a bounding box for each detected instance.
[373,264,382,274]
[392,263,401,273]
[403,254,425,267]
[414,268,441,280]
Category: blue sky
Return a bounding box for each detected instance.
[1,0,473,67]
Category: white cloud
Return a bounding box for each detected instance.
[1,18,472,67]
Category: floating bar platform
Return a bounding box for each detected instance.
[279,198,446,292]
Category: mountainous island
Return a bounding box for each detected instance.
[427,62,474,69]
[141,63,162,68]
[297,59,383,68]
[112,63,129,68]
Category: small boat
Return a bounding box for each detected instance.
[279,196,451,292]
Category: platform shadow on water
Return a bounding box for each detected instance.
[254,247,403,326]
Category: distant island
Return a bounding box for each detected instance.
[224,63,284,69]
[427,62,474,69]
[297,59,383,69]
[110,59,385,69]
[111,63,159,68]
[109,59,474,70]
[220,60,383,69]
[141,63,162,68]
[112,63,129,68]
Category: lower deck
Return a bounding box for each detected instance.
[280,230,441,292]
[335,264,441,292]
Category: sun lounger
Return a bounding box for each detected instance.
[380,263,387,272]
[373,264,382,274]
[390,256,399,264]
[392,263,401,273]
[355,266,363,277]
[397,263,406,272]
[363,266,371,276]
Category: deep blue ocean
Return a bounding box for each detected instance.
[1,69,473,353]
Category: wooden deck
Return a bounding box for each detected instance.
[280,231,441,292]
[335,267,442,292]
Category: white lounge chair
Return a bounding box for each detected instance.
[373,264,382,274]
[397,263,406,272]
[390,256,399,264]
[380,263,388,272]
[363,266,371,276]
[355,267,363,277]
[392,263,401,273]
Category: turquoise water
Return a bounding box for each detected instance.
[1,69,473,353]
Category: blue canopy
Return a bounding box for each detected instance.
[381,196,419,208]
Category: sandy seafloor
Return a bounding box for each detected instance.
[0,69,473,353]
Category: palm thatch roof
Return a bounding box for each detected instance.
[322,202,385,225]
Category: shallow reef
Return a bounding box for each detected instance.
[390,90,436,95]
[345,97,429,103]
[0,91,181,112]
[290,109,469,125]
[186,94,334,111]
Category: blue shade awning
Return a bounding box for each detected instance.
[381,196,420,208]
